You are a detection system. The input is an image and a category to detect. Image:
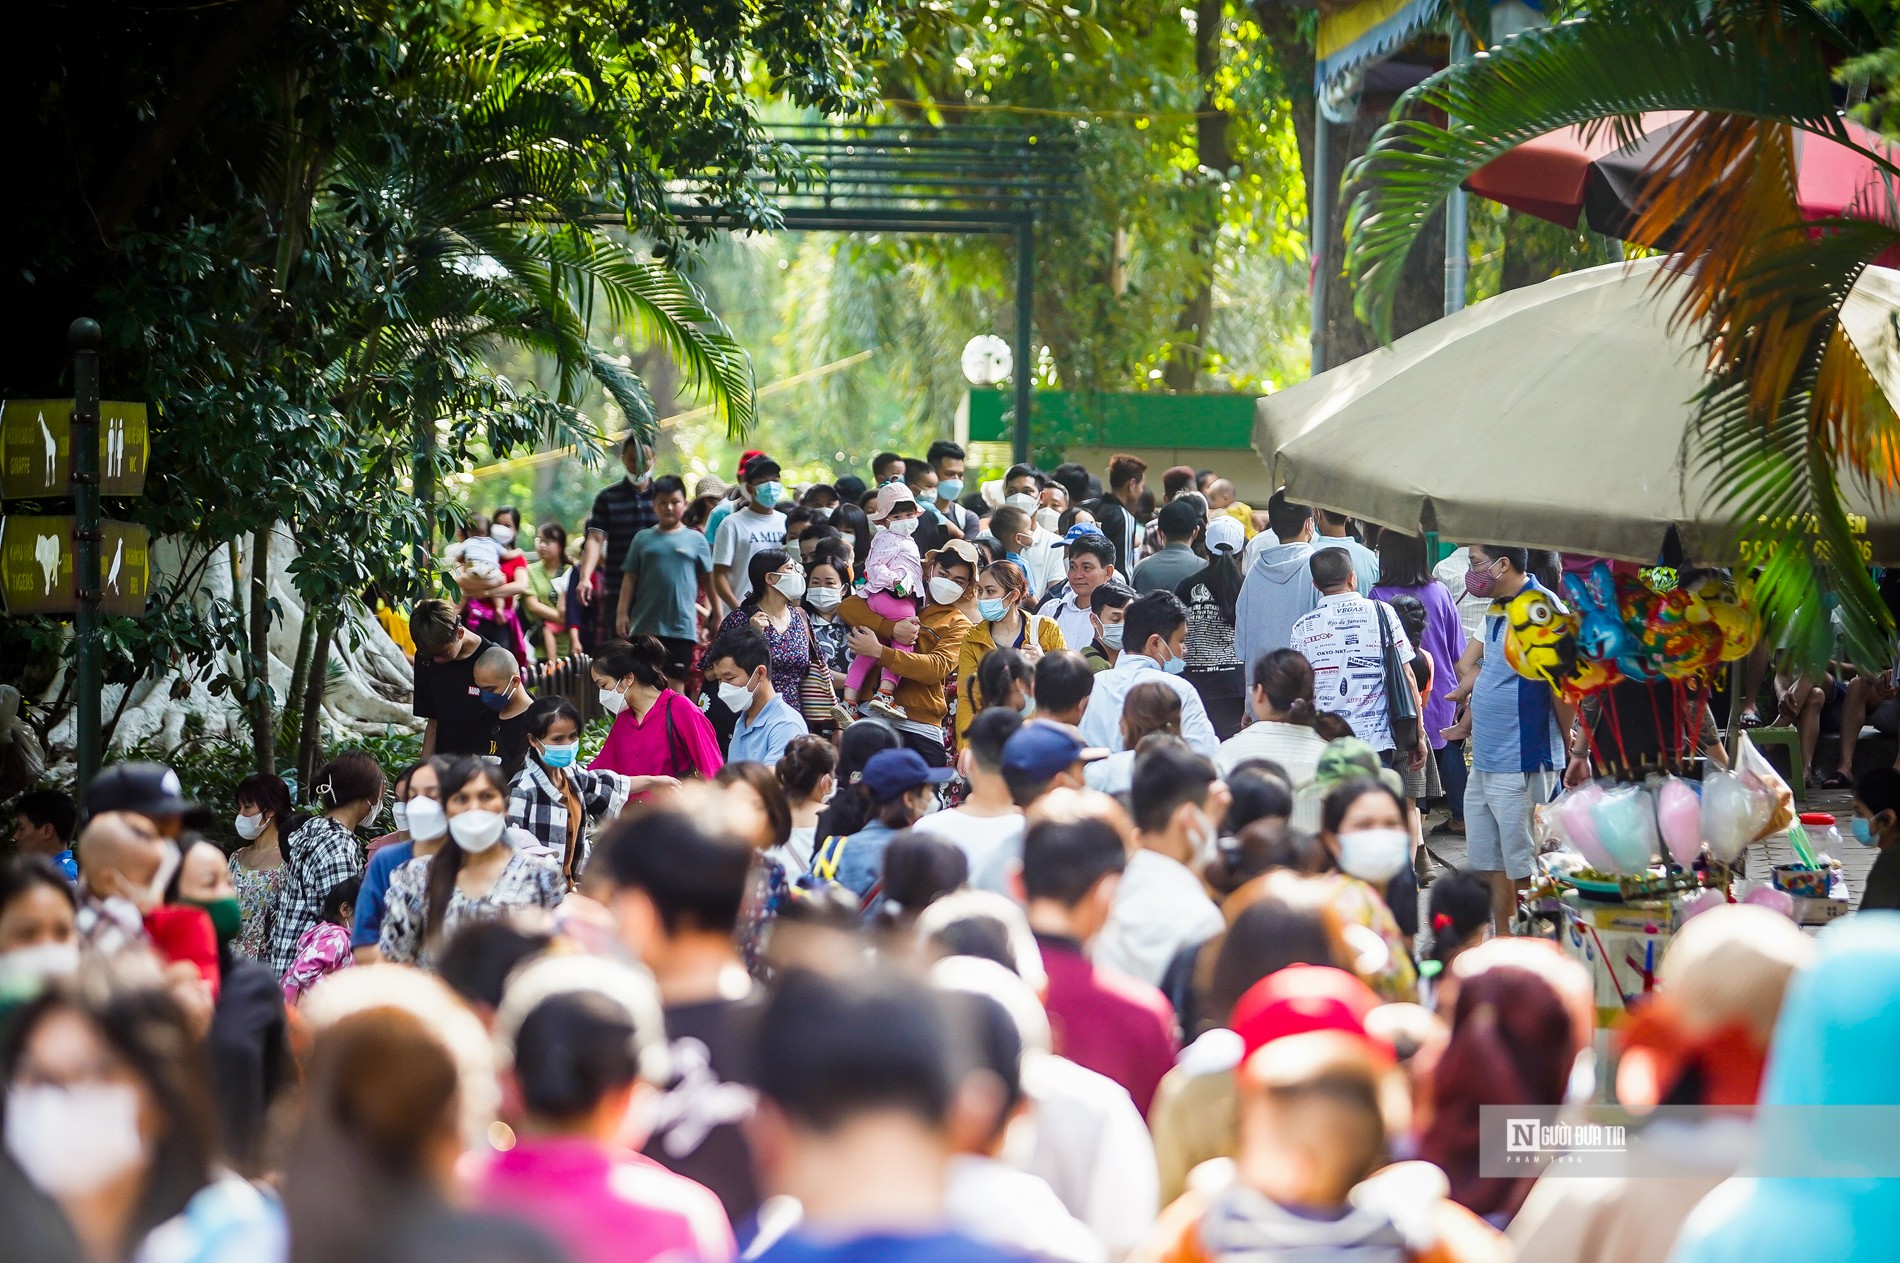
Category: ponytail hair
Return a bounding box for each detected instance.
[592,637,670,690]
[1251,648,1318,726]
[1422,869,1491,975]
[425,759,511,941]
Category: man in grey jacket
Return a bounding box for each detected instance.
[1235,491,1320,697]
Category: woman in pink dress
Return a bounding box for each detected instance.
[590,635,724,780]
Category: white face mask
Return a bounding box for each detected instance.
[0,941,80,991]
[718,678,756,713]
[234,810,266,841]
[1187,810,1220,870]
[449,809,506,854]
[1005,492,1038,514]
[773,573,808,602]
[362,800,383,830]
[807,585,842,612]
[405,796,448,842]
[147,841,181,907]
[1338,827,1410,884]
[928,576,965,606]
[1100,622,1125,650]
[391,802,409,833]
[490,523,517,546]
[887,517,919,538]
[5,1083,146,1197]
[598,685,628,715]
[1035,508,1061,533]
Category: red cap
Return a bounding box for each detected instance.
[1230,965,1389,1068]
[737,450,766,477]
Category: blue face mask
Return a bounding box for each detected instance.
[938,478,964,502]
[477,683,515,712]
[1162,650,1188,676]
[1853,815,1880,847]
[754,481,784,508]
[539,740,579,770]
[977,597,1010,623]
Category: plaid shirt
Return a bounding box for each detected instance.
[266,816,364,979]
[75,892,149,959]
[507,761,631,881]
[586,476,658,587]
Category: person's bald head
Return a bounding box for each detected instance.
[472,646,518,690]
[77,811,167,899]
[1206,479,1237,509]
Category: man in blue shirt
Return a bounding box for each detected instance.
[711,626,808,765]
[745,968,1030,1263]
[13,789,77,882]
[1447,543,1588,933]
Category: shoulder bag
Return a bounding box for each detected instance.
[1377,599,1421,756]
[796,609,840,724]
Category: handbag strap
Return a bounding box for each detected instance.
[661,692,691,778]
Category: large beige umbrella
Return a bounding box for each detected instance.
[1255,257,1900,562]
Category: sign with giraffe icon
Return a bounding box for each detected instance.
[0,398,149,499]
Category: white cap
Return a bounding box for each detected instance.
[1205,514,1246,554]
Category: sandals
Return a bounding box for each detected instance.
[1738,709,1765,729]
[1817,769,1853,790]
[1429,817,1466,837]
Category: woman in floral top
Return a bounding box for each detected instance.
[227,772,293,960]
[715,549,813,703]
[380,758,564,969]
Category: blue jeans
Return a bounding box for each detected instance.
[1436,739,1470,822]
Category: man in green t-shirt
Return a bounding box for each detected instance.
[618,474,713,689]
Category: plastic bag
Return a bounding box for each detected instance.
[1591,783,1660,875]
[1701,767,1771,863]
[1654,775,1702,867]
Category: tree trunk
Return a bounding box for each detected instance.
[296,608,337,789]
[282,593,318,753]
[1161,0,1232,392]
[246,526,276,775]
[1256,3,1448,369]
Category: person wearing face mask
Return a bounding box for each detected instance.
[379,758,565,969]
[172,838,294,1174]
[0,856,79,999]
[956,560,1067,745]
[455,510,534,663]
[617,474,712,686]
[801,546,854,696]
[590,636,725,781]
[840,482,927,721]
[841,539,979,767]
[1313,774,1422,1001]
[1081,581,1133,672]
[471,643,537,778]
[226,772,292,961]
[411,597,504,759]
[714,548,817,710]
[0,963,286,1263]
[821,747,956,906]
[507,697,663,885]
[351,758,448,964]
[709,626,809,765]
[711,454,788,618]
[1849,766,1900,911]
[927,439,977,539]
[1077,590,1219,757]
[1091,736,1226,989]
[266,750,382,979]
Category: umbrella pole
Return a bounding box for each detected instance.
[1311,117,1332,374]
[1725,656,1745,767]
[1444,24,1472,316]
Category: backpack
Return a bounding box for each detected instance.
[799,835,883,914]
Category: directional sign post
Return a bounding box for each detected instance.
[71,320,103,792]
[0,515,76,614]
[1,398,147,500]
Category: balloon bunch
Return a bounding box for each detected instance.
[1544,771,1772,876]
[1499,562,1760,698]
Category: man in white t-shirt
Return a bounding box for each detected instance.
[1289,546,1428,769]
[711,454,787,611]
[914,708,1027,892]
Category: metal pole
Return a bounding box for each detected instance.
[69,317,103,793]
[1310,116,1332,375]
[1444,25,1472,316]
[1013,216,1034,466]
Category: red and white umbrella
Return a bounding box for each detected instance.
[1467,113,1900,243]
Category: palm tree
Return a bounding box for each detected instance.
[1341,0,1900,667]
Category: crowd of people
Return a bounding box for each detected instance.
[6,439,1900,1263]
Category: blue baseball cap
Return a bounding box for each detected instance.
[1063,523,1107,544]
[861,748,956,803]
[1000,720,1110,783]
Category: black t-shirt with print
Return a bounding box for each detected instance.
[412,650,499,756]
[642,996,762,1230]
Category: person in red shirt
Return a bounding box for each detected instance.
[1020,809,1179,1115]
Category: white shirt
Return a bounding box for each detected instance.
[912,808,1026,893]
[945,1155,1106,1263]
[1433,546,1491,639]
[1215,720,1331,785]
[1083,749,1135,795]
[1092,849,1223,987]
[711,507,786,603]
[1022,527,1067,600]
[1076,655,1219,756]
[1039,589,1098,653]
[1242,526,1281,570]
[1289,592,1415,752]
[1014,1053,1161,1259]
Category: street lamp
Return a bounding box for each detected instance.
[960,335,1013,387]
